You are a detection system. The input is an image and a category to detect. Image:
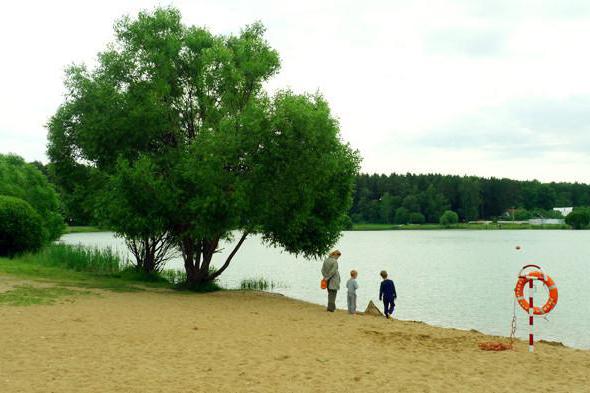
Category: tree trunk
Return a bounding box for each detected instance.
[181,233,248,286]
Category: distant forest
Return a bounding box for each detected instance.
[350,173,590,224]
[30,159,590,226]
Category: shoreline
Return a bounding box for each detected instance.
[64,223,581,235]
[349,223,573,231]
[1,275,589,392]
[253,288,584,351]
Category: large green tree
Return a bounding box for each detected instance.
[48,8,360,284]
[420,184,449,223]
[0,154,64,241]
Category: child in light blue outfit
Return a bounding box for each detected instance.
[346,270,359,314]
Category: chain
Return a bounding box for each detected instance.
[509,298,517,348]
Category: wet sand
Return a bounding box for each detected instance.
[1,280,589,392]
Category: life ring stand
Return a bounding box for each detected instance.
[514,264,558,315]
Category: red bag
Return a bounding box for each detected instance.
[321,279,328,289]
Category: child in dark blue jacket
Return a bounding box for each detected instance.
[379,270,397,318]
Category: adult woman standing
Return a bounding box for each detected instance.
[321,250,341,312]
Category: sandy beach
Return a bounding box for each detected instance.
[1,277,589,393]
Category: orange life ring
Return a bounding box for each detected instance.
[514,270,558,315]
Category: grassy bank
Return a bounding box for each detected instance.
[0,244,173,292]
[63,226,109,234]
[350,223,571,230]
[0,244,229,295]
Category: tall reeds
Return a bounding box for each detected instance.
[22,243,125,274]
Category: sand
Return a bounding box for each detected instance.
[1,278,589,393]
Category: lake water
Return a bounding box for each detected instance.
[59,230,590,349]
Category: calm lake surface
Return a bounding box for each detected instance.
[60,230,590,349]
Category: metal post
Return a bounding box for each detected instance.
[528,278,534,352]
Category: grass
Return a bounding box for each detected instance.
[0,244,265,297]
[160,269,187,286]
[0,244,172,292]
[350,223,570,231]
[0,285,91,306]
[23,243,125,274]
[240,277,278,291]
[64,226,108,234]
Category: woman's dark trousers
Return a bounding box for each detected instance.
[327,290,337,311]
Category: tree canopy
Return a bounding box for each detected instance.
[48,7,360,283]
[350,173,590,224]
[0,154,64,241]
[565,209,590,229]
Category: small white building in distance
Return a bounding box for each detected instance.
[553,207,573,217]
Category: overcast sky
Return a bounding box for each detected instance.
[1,0,590,182]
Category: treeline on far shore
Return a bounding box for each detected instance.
[349,173,590,227]
[29,158,590,230]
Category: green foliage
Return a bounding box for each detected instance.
[350,173,590,224]
[394,207,410,224]
[0,255,172,293]
[565,210,590,229]
[48,7,360,284]
[402,195,420,212]
[0,154,65,240]
[240,277,275,290]
[457,178,480,221]
[0,196,45,256]
[409,212,426,224]
[379,192,398,224]
[513,208,532,220]
[64,226,105,234]
[24,243,125,274]
[351,222,569,230]
[439,210,459,227]
[420,184,449,223]
[160,269,188,285]
[341,215,353,230]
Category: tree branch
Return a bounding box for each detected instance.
[209,232,248,280]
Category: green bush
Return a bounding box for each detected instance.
[439,210,459,227]
[0,154,65,241]
[409,212,425,224]
[0,196,45,256]
[513,209,532,220]
[565,210,590,229]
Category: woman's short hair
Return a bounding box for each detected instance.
[380,270,388,278]
[329,250,342,257]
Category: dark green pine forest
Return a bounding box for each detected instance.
[349,173,590,224]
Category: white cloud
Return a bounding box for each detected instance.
[1,0,589,182]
